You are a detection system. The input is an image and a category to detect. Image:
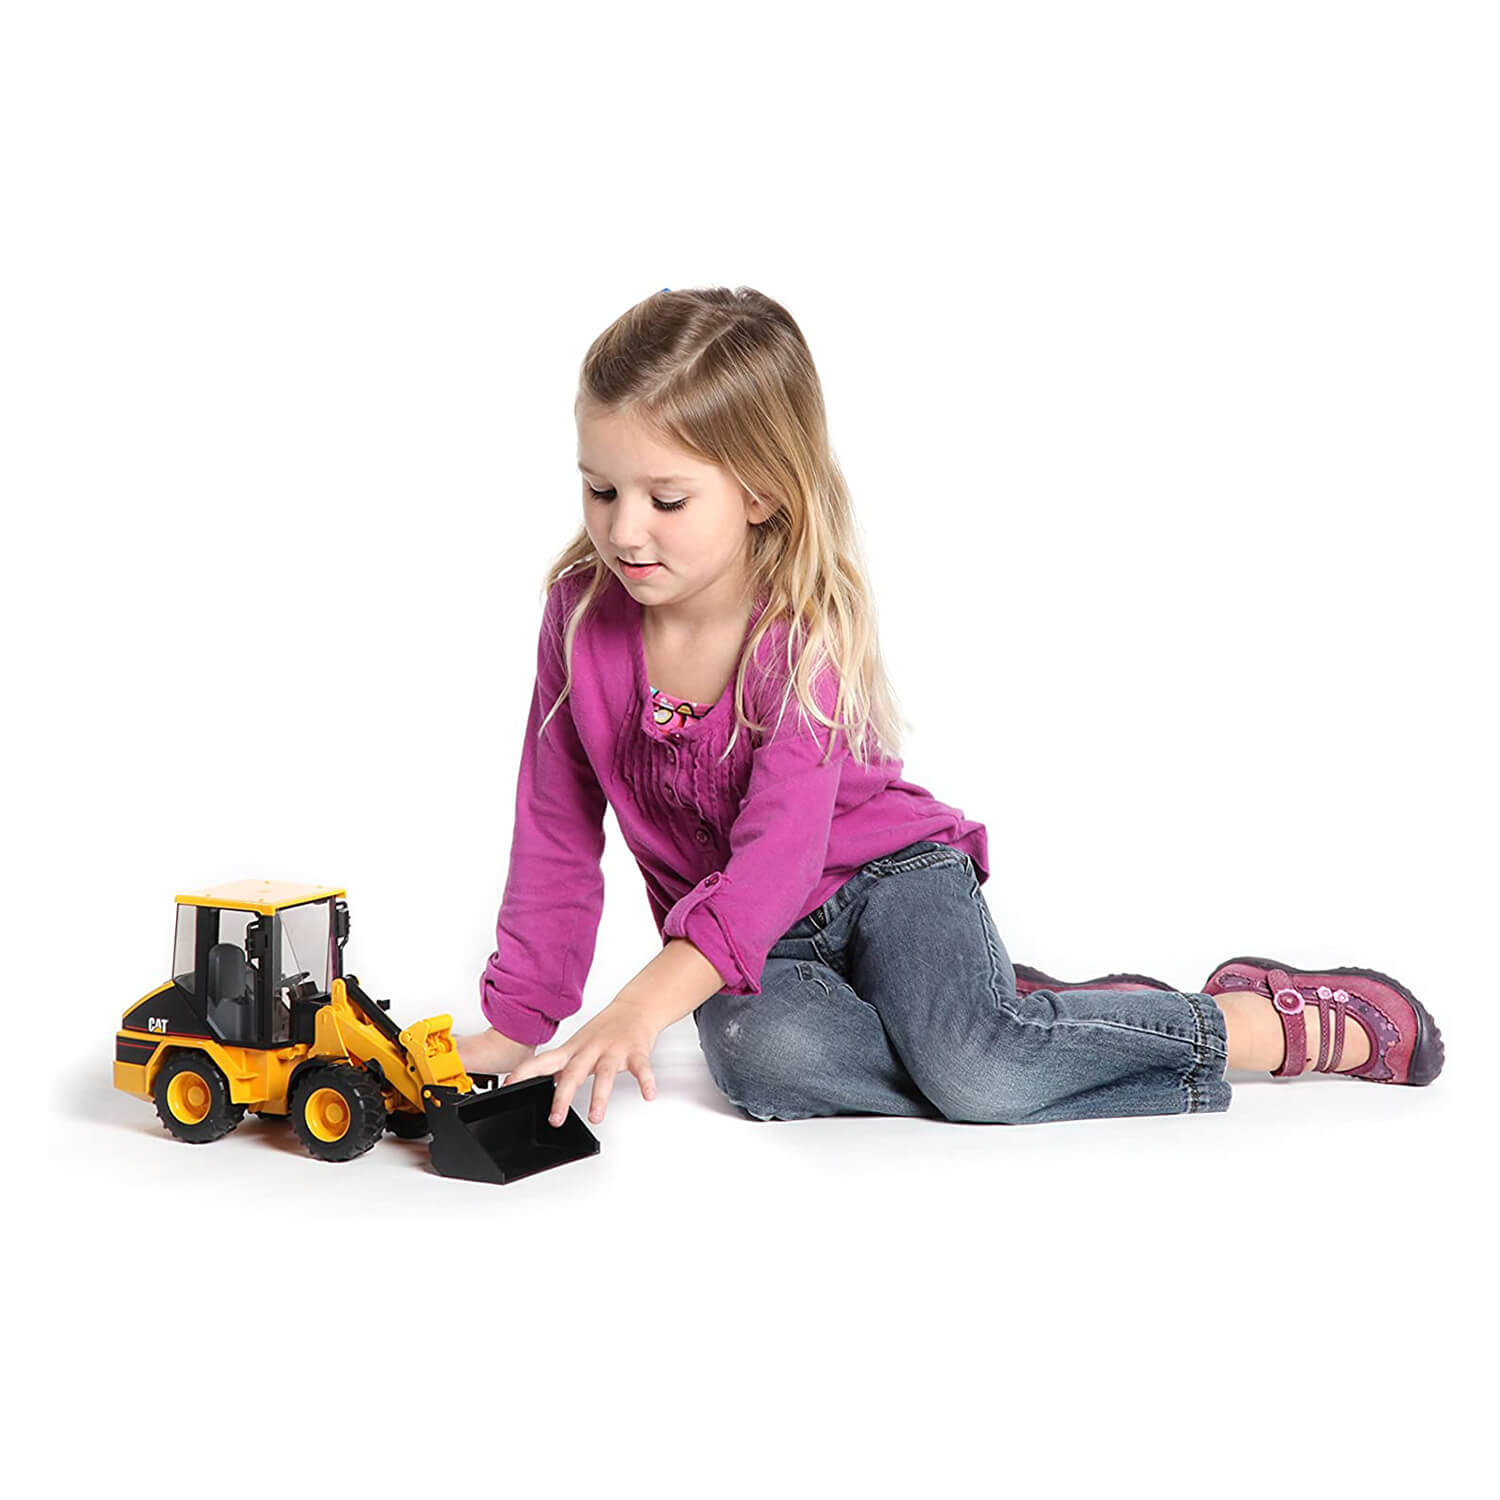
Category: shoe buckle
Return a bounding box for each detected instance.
[1272,985,1305,1016]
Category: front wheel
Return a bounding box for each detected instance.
[153,1052,246,1144]
[289,1063,387,1162]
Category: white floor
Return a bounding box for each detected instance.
[33,997,1488,1497]
[12,6,1494,1493]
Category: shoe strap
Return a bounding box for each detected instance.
[1315,985,1351,1073]
[1268,969,1308,1076]
[1270,971,1357,1076]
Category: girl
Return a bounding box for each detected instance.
[454,285,1445,1130]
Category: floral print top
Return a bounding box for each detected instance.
[648,684,715,736]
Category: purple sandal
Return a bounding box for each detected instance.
[1014,963,1176,996]
[1201,955,1445,1085]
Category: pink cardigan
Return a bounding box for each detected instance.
[480,567,990,1044]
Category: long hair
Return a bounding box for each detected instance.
[538,285,908,767]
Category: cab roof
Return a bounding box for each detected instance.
[175,880,346,916]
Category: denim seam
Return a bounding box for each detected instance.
[1179,991,1225,1114]
[963,866,1008,1006]
[963,867,1226,1064]
[1002,1012,1224,1051]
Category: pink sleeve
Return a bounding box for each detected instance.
[662,653,847,995]
[479,579,607,1045]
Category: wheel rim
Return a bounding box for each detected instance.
[167,1070,212,1125]
[305,1086,351,1142]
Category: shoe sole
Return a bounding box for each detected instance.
[1014,964,1174,992]
[1205,954,1446,1086]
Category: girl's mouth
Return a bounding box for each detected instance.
[621,561,661,577]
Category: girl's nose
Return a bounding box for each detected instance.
[608,495,655,551]
[609,526,649,554]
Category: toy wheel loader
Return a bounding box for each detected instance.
[113,881,599,1184]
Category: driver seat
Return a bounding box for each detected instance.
[206,942,256,1043]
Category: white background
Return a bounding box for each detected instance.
[7,2,1495,1494]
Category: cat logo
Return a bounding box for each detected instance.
[148,1017,168,1033]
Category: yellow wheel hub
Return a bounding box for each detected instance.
[167,1071,212,1125]
[305,1086,351,1142]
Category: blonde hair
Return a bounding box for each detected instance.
[538,285,909,768]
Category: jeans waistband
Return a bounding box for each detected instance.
[800,840,970,934]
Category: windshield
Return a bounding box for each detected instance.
[279,899,333,994]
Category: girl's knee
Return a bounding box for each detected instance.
[907,1036,1044,1125]
[695,989,834,1121]
[920,1073,1031,1125]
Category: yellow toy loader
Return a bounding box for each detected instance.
[113,880,599,1184]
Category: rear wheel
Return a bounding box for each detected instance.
[289,1063,386,1162]
[153,1052,246,1144]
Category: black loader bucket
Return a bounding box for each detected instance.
[423,1075,600,1184]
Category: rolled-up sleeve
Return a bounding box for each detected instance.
[662,659,846,995]
[479,580,606,1045]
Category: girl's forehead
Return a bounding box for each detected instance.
[578,403,665,444]
[577,408,712,476]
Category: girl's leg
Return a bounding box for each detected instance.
[833,844,1233,1124]
[693,955,940,1120]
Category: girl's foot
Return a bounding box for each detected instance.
[1212,983,1373,1072]
[1203,956,1445,1085]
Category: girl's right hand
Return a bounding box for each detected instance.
[454,1027,536,1078]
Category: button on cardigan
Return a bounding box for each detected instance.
[479,566,990,1045]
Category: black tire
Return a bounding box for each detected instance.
[288,1062,387,1162]
[153,1051,246,1144]
[386,1109,430,1139]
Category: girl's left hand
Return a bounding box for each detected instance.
[502,997,661,1127]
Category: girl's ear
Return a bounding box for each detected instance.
[744,489,779,524]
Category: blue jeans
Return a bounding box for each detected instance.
[693,839,1232,1124]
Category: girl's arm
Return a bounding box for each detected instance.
[503,657,852,1129]
[623,936,732,1027]
[470,576,609,1047]
[498,934,725,1127]
[454,1027,536,1077]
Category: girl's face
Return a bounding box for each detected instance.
[577,404,770,612]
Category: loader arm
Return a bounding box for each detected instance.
[313,977,474,1111]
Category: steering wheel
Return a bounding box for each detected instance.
[277,970,313,1000]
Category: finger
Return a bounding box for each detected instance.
[514,1049,571,1083]
[503,1048,570,1088]
[548,1058,593,1127]
[588,1060,621,1125]
[631,1053,657,1101]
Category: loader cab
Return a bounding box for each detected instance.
[170,882,349,1051]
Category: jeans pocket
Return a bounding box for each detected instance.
[795,961,833,996]
[874,839,967,878]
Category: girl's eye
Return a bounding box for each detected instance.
[586,486,687,513]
